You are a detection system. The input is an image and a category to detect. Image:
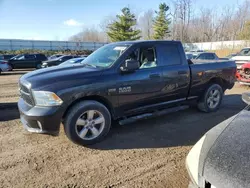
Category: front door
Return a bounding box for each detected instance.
[13,54,36,68]
[23,54,36,68]
[116,45,165,115]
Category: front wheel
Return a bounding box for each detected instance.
[197,84,223,112]
[64,100,111,146]
[9,64,14,71]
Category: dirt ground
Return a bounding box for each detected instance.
[0,70,248,188]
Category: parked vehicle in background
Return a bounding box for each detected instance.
[59,57,86,66]
[0,54,16,60]
[0,60,11,74]
[186,92,250,188]
[81,55,88,58]
[186,53,194,59]
[236,62,250,85]
[231,47,250,69]
[190,50,205,53]
[195,52,219,60]
[8,54,47,69]
[18,40,236,146]
[48,54,63,60]
[41,55,79,68]
[226,53,237,59]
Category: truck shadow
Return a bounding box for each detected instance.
[92,94,246,150]
[0,103,19,121]
[1,70,32,76]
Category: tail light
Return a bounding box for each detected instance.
[0,61,7,64]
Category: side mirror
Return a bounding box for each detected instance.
[120,59,140,73]
[242,92,250,105]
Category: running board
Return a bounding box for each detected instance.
[119,105,189,125]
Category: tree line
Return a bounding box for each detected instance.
[69,0,250,43]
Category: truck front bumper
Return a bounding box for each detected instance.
[18,98,64,135]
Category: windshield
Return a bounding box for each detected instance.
[80,44,129,68]
[11,54,23,60]
[238,48,250,56]
[49,55,62,59]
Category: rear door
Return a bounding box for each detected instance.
[156,43,190,101]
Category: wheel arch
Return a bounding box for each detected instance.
[62,95,115,120]
[208,77,228,91]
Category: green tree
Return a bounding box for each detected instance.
[238,21,250,40]
[107,7,141,42]
[153,3,171,40]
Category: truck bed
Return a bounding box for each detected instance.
[191,59,234,64]
[188,60,236,97]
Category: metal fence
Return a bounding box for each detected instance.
[185,40,250,51]
[0,39,108,51]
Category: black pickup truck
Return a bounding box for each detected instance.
[18,40,236,146]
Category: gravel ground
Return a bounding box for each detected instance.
[0,70,248,188]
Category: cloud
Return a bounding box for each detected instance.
[63,19,82,26]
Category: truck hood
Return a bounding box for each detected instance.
[20,64,103,91]
[202,108,250,188]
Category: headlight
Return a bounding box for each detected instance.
[186,135,206,185]
[32,91,63,106]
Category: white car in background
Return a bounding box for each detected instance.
[0,60,11,74]
[231,47,250,69]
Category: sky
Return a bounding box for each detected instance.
[0,0,245,41]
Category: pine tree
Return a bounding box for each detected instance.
[153,3,171,40]
[107,7,141,42]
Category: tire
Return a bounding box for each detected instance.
[197,84,223,113]
[36,63,42,69]
[9,64,14,71]
[64,100,111,146]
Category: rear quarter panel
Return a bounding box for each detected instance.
[189,60,236,97]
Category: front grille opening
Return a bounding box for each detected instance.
[19,82,34,106]
[20,84,30,93]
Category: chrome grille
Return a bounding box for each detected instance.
[19,84,29,93]
[19,82,34,106]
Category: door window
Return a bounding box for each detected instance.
[17,55,25,60]
[24,55,35,60]
[124,47,157,69]
[157,44,181,66]
[206,53,215,60]
[61,56,73,61]
[140,47,157,69]
[239,48,250,56]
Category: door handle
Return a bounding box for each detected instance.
[149,74,161,79]
[178,71,187,75]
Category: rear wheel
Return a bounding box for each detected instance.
[198,84,223,112]
[64,100,111,146]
